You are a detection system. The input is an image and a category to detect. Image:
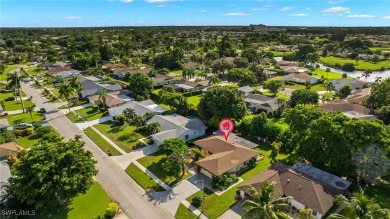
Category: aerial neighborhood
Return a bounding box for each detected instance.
[0,24,389,219]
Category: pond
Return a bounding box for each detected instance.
[274,57,390,83]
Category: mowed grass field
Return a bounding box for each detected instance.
[320,56,390,71]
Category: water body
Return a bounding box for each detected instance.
[274,57,390,83]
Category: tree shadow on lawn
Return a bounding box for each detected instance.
[108,124,125,134]
[145,156,188,187]
[32,204,71,219]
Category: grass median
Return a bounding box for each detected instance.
[84,127,122,156]
[125,163,165,192]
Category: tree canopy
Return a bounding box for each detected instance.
[226,68,257,86]
[128,73,153,99]
[290,89,319,107]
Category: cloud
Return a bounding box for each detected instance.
[65,16,82,19]
[252,5,271,11]
[306,7,311,10]
[290,13,309,17]
[199,9,207,13]
[346,14,375,18]
[329,0,344,3]
[222,12,251,16]
[278,7,292,12]
[145,0,173,3]
[119,0,133,2]
[384,16,390,19]
[323,6,349,13]
[157,4,165,7]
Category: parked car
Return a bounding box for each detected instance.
[5,97,15,101]
[14,123,33,130]
[39,108,46,113]
[53,83,60,88]
[70,97,78,102]
[23,78,31,82]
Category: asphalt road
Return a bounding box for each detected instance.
[21,82,172,219]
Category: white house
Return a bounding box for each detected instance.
[146,114,207,146]
[328,79,366,91]
[283,73,320,85]
[244,94,280,114]
[108,99,166,118]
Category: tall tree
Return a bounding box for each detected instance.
[160,92,190,116]
[264,80,284,97]
[362,70,372,82]
[98,90,108,109]
[290,89,319,107]
[226,68,257,86]
[328,188,389,219]
[241,181,291,219]
[168,148,193,177]
[58,82,74,112]
[198,86,246,126]
[7,72,25,113]
[366,78,390,110]
[68,75,82,100]
[26,106,34,119]
[8,137,97,209]
[210,75,221,85]
[128,73,153,99]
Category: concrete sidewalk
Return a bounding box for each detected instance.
[111,144,159,169]
[181,200,209,219]
[59,103,92,113]
[74,115,113,130]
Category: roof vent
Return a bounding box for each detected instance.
[299,185,302,190]
[287,179,290,184]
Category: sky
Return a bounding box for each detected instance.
[1,0,390,27]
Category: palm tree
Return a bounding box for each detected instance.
[68,75,82,100]
[147,122,160,135]
[362,70,372,82]
[328,188,389,219]
[58,83,74,112]
[274,97,287,116]
[241,181,291,219]
[7,72,25,113]
[98,90,108,109]
[374,76,382,84]
[26,106,34,119]
[169,149,193,177]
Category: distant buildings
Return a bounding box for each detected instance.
[249,24,284,33]
[319,100,376,120]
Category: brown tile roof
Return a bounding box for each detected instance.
[87,90,131,108]
[346,88,371,103]
[48,67,77,74]
[238,162,343,215]
[319,100,371,115]
[0,142,19,156]
[285,73,316,81]
[194,136,259,176]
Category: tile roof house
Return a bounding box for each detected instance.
[276,61,299,68]
[237,86,255,96]
[0,142,19,158]
[194,136,259,178]
[183,62,207,70]
[281,66,311,74]
[238,162,351,219]
[319,100,376,120]
[328,79,366,91]
[151,74,178,87]
[346,88,371,104]
[245,94,280,114]
[87,90,133,108]
[283,73,320,85]
[146,114,207,146]
[108,99,167,118]
[0,119,10,130]
[0,160,11,203]
[79,77,122,98]
[173,80,210,92]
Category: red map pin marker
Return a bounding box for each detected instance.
[218,118,234,141]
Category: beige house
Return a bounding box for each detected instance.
[319,100,376,120]
[346,88,371,104]
[238,162,351,219]
[283,73,320,85]
[194,136,259,178]
[0,142,19,158]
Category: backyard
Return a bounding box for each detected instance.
[3,99,34,111]
[84,127,122,156]
[137,151,193,186]
[32,182,111,219]
[94,121,144,153]
[125,163,165,192]
[66,107,108,123]
[187,94,202,107]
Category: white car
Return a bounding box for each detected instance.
[14,123,33,129]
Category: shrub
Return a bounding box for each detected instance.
[115,115,125,125]
[14,129,25,137]
[33,123,42,130]
[105,202,119,217]
[35,126,51,137]
[246,157,257,168]
[161,160,180,177]
[212,173,239,190]
[24,128,34,136]
[341,63,355,72]
[191,196,203,208]
[326,68,330,72]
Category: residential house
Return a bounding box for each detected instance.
[47,67,80,81]
[0,119,10,130]
[44,61,70,70]
[194,136,259,178]
[263,70,278,78]
[0,105,5,116]
[0,142,19,159]
[257,57,272,65]
[108,99,166,118]
[173,80,210,92]
[213,131,258,149]
[237,86,254,96]
[238,162,351,219]
[87,90,133,108]
[183,62,207,70]
[146,114,207,146]
[79,77,122,98]
[276,61,298,68]
[151,74,178,87]
[346,88,371,104]
[245,94,280,114]
[30,56,44,63]
[0,160,11,204]
[281,66,311,74]
[283,73,320,85]
[319,100,376,120]
[328,79,366,91]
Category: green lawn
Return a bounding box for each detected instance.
[94,121,144,153]
[310,84,326,91]
[0,66,20,80]
[265,76,283,82]
[269,118,289,131]
[320,56,390,71]
[32,181,111,219]
[283,84,306,90]
[369,47,390,52]
[27,68,47,76]
[66,112,81,123]
[137,151,193,186]
[262,91,289,99]
[184,138,292,219]
[312,68,346,80]
[175,203,197,219]
[17,127,59,149]
[3,111,45,125]
[152,89,161,95]
[3,100,34,111]
[125,163,165,192]
[51,88,68,101]
[75,107,108,121]
[270,51,293,57]
[187,95,202,107]
[365,184,390,209]
[84,127,122,156]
